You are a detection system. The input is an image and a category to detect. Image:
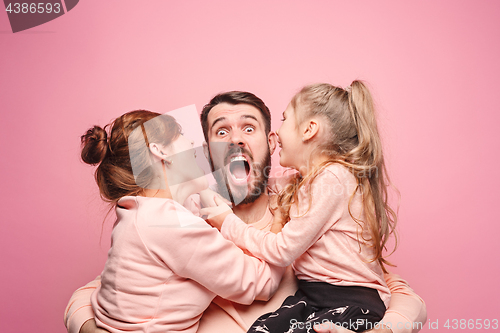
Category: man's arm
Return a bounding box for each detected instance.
[315,273,427,333]
[63,276,109,333]
[79,320,109,333]
[378,273,427,333]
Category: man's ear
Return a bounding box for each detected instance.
[302,119,320,142]
[268,131,278,155]
[203,141,210,160]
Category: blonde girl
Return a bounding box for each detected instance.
[204,81,397,333]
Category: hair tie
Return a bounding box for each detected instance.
[140,123,150,148]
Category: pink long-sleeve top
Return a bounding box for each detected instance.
[221,164,391,307]
[90,196,284,333]
[65,176,427,333]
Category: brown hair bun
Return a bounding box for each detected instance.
[81,125,108,165]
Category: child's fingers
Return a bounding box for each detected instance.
[199,189,217,207]
[199,205,230,219]
[199,205,230,231]
[214,194,232,207]
[199,207,213,218]
[214,195,225,206]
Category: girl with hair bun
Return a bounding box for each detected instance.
[80,110,284,333]
[204,81,398,333]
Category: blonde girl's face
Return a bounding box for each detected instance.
[276,103,306,170]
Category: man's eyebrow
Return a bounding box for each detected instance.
[211,117,226,131]
[241,115,259,123]
[211,114,260,131]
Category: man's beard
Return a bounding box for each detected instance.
[208,145,271,206]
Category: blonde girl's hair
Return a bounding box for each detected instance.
[277,81,398,272]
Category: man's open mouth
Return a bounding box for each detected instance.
[227,154,251,184]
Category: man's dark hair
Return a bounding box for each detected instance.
[200,91,272,142]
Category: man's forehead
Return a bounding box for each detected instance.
[208,103,264,126]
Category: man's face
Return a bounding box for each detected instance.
[205,103,274,205]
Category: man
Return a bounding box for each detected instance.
[64,91,426,333]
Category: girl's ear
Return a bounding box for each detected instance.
[268,132,278,154]
[149,143,166,161]
[302,119,320,142]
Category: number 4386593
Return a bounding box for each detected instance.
[5,3,61,14]
[444,319,498,329]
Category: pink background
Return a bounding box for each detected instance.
[1,1,499,332]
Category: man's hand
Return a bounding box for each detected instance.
[200,195,232,231]
[80,319,110,333]
[313,322,393,333]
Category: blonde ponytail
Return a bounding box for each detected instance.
[348,80,398,272]
[347,80,382,166]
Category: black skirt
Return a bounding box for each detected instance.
[247,280,386,333]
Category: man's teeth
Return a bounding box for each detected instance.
[229,155,250,181]
[230,156,248,163]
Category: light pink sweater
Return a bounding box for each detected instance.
[65,176,427,333]
[90,196,284,333]
[221,164,391,306]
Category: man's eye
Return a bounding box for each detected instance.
[244,127,254,133]
[217,129,228,136]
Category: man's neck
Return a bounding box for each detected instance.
[232,190,269,224]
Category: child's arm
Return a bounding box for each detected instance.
[141,210,286,304]
[63,276,107,333]
[216,170,344,266]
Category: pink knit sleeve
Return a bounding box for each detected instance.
[381,273,427,333]
[221,170,344,267]
[140,209,286,305]
[63,276,101,333]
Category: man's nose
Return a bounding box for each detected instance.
[228,131,245,147]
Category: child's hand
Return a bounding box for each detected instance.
[199,188,232,208]
[200,195,233,231]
